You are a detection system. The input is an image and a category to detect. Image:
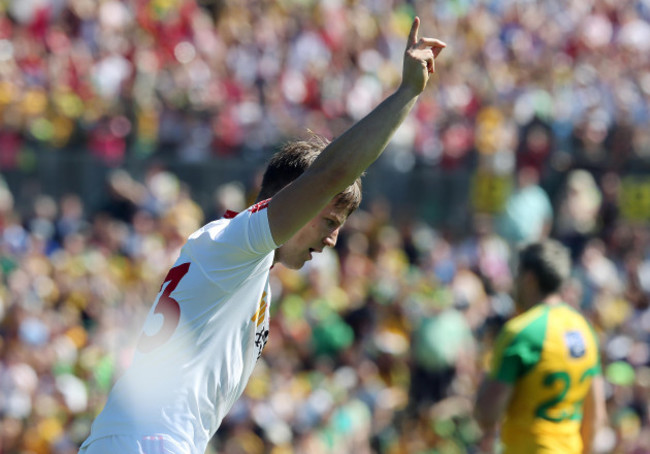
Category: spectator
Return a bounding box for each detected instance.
[496,166,553,245]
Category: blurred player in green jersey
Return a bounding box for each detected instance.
[475,240,607,453]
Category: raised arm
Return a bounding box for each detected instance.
[267,17,446,245]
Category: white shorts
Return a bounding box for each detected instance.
[79,435,190,454]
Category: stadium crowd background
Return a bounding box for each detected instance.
[0,0,650,453]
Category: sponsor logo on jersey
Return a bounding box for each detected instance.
[565,331,586,358]
[251,292,268,326]
[251,291,270,359]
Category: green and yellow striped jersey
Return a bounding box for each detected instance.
[490,303,601,454]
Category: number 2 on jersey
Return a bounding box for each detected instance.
[137,262,190,353]
[535,372,571,422]
[535,365,600,422]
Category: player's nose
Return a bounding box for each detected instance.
[323,229,339,248]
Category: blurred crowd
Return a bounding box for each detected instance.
[0,0,648,174]
[0,0,650,453]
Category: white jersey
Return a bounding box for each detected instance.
[81,200,277,453]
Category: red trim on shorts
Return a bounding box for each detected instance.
[223,210,238,219]
[249,199,270,213]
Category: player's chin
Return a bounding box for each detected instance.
[283,256,308,270]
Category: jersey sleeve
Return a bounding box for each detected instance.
[490,315,547,384]
[183,200,278,291]
[216,200,277,256]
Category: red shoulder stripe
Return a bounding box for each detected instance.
[249,199,270,214]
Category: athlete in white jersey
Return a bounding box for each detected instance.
[80,17,446,454]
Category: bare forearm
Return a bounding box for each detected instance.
[303,17,443,197]
[265,18,445,245]
[306,86,419,195]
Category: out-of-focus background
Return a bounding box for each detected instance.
[0,0,649,452]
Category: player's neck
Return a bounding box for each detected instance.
[523,293,562,311]
[540,294,563,307]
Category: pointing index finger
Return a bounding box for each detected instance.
[408,16,420,46]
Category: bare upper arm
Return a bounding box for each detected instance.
[474,377,514,431]
[580,375,607,453]
[582,374,607,427]
[266,165,345,246]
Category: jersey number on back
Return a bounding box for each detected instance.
[137,262,191,353]
[534,365,599,422]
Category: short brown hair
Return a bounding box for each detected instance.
[519,240,571,296]
[257,134,363,214]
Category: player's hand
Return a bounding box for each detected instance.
[400,16,446,96]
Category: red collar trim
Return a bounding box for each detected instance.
[223,210,238,219]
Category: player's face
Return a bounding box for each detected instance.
[275,199,349,269]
